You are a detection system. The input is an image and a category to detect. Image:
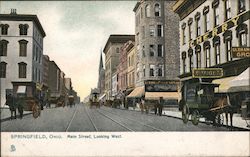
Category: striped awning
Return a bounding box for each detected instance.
[212,76,236,93]
[127,86,144,98]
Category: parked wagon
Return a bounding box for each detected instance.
[179,79,231,126]
[12,82,41,118]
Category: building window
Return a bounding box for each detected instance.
[225,39,232,61]
[149,25,155,37]
[149,65,154,77]
[195,12,201,37]
[143,65,146,77]
[19,40,28,57]
[182,52,186,73]
[18,62,27,78]
[239,31,247,47]
[238,0,246,13]
[214,5,220,26]
[140,8,143,18]
[154,3,161,17]
[157,25,163,37]
[0,62,7,78]
[195,45,201,68]
[0,40,9,56]
[145,4,150,17]
[204,13,210,32]
[0,24,9,35]
[157,44,163,57]
[214,44,221,65]
[158,65,163,77]
[181,23,186,45]
[225,0,231,21]
[149,45,155,56]
[204,47,211,67]
[188,48,193,72]
[19,24,29,35]
[116,47,119,53]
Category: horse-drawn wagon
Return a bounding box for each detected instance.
[180,79,233,126]
[68,95,75,107]
[11,82,41,118]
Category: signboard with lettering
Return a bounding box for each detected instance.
[144,80,179,92]
[232,47,250,58]
[192,68,223,78]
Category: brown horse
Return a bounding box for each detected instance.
[211,96,234,129]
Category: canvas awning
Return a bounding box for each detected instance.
[228,68,250,92]
[145,92,180,100]
[17,86,26,94]
[212,76,236,93]
[127,86,144,98]
[99,94,106,100]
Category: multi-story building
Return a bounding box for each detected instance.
[127,43,136,92]
[173,0,250,110]
[48,61,61,98]
[133,0,180,88]
[173,0,249,83]
[103,35,135,100]
[117,39,135,95]
[0,10,46,107]
[111,72,118,98]
[129,0,180,103]
[42,55,49,88]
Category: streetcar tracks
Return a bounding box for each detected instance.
[96,109,134,132]
[84,105,99,131]
[99,108,164,132]
[65,105,78,132]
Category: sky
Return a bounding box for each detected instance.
[0,1,137,100]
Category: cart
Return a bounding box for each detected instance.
[180,79,228,125]
[68,95,75,107]
[12,82,41,118]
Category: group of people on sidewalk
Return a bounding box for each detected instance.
[137,96,164,116]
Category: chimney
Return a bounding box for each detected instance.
[10,9,17,15]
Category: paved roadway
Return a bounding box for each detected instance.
[1,104,232,132]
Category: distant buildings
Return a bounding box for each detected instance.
[0,10,46,107]
[103,35,135,100]
[97,49,105,97]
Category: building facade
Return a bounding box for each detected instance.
[97,49,105,96]
[173,0,249,79]
[103,35,135,100]
[133,0,180,88]
[0,11,46,107]
[111,72,118,98]
[42,55,49,88]
[127,43,136,91]
[48,61,61,97]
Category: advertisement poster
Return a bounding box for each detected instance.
[0,0,249,156]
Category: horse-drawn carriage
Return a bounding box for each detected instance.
[68,95,75,107]
[180,79,233,126]
[47,92,65,108]
[11,82,41,119]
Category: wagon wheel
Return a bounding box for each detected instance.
[215,114,224,126]
[32,104,40,118]
[182,104,189,124]
[191,110,199,125]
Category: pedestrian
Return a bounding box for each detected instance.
[158,97,163,116]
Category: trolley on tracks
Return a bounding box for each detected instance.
[89,89,100,108]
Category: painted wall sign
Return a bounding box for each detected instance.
[192,68,223,78]
[144,80,180,92]
[232,47,250,58]
[189,10,250,47]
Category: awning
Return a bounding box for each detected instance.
[228,68,250,92]
[145,92,180,100]
[212,76,236,93]
[127,86,144,98]
[99,94,106,100]
[17,86,26,93]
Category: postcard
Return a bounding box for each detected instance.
[0,0,249,156]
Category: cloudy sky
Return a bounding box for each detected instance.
[0,1,136,100]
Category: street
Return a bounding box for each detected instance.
[0,104,233,132]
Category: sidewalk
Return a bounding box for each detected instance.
[126,106,250,130]
[1,107,31,120]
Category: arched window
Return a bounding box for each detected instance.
[223,30,232,61]
[116,47,119,53]
[18,62,27,78]
[149,64,155,77]
[181,51,186,73]
[0,40,9,56]
[238,0,246,13]
[0,24,9,35]
[195,45,201,68]
[236,23,248,47]
[19,24,29,35]
[145,4,150,17]
[188,48,194,72]
[19,40,28,56]
[213,36,221,65]
[203,41,211,67]
[0,62,7,78]
[154,3,161,17]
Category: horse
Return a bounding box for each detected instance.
[211,96,235,129]
[5,95,17,120]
